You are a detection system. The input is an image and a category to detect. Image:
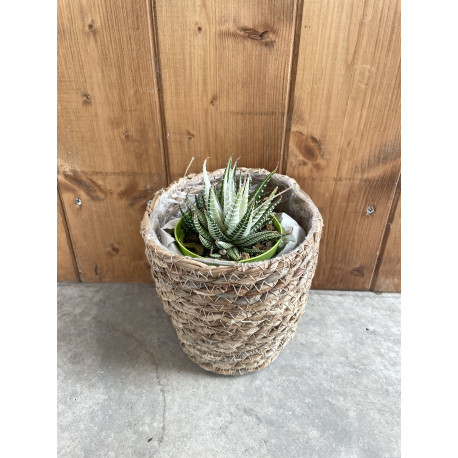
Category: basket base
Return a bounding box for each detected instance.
[173,314,303,376]
[182,341,291,376]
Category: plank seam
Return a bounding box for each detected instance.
[57,182,81,282]
[369,174,401,291]
[280,0,304,175]
[146,0,171,185]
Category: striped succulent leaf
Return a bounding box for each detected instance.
[179,156,284,261]
[195,194,205,212]
[239,247,264,255]
[179,206,195,233]
[236,230,281,247]
[226,246,240,261]
[202,158,212,209]
[186,198,207,229]
[251,197,281,233]
[248,168,277,206]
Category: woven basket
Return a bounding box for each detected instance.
[141,167,323,375]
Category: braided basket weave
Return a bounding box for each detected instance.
[141,167,323,375]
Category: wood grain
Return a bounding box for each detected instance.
[58,174,157,282]
[57,0,401,290]
[286,0,401,290]
[373,193,401,292]
[153,0,301,180]
[57,189,79,281]
[57,0,167,281]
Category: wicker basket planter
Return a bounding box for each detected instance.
[141,167,323,375]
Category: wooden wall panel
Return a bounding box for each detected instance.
[57,0,167,282]
[57,0,401,290]
[154,0,301,180]
[373,194,401,292]
[286,0,401,290]
[57,190,79,282]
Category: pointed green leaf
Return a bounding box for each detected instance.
[226,158,238,211]
[192,211,211,241]
[252,187,278,220]
[186,198,207,229]
[238,176,250,217]
[215,240,234,250]
[236,230,281,247]
[206,211,230,242]
[219,157,232,207]
[251,198,281,233]
[248,168,277,206]
[195,194,205,212]
[203,158,212,208]
[223,159,234,213]
[253,191,281,225]
[225,179,246,232]
[239,247,264,255]
[199,233,214,250]
[227,203,254,240]
[226,246,241,261]
[209,187,225,231]
[179,207,196,233]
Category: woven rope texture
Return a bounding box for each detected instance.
[141,168,323,375]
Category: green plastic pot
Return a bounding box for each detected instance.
[174,216,284,263]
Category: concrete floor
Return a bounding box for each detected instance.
[57,283,400,458]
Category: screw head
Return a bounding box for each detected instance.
[366,205,375,215]
[75,197,82,206]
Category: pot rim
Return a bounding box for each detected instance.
[174,215,284,263]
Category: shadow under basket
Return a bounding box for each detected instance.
[140,167,323,376]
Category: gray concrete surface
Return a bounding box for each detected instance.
[57,283,400,458]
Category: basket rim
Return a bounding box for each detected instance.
[141,167,323,272]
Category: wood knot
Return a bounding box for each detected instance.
[350,266,365,277]
[247,29,275,49]
[61,171,106,201]
[219,24,276,51]
[291,131,325,170]
[197,26,202,33]
[249,30,269,40]
[108,243,120,255]
[87,20,97,34]
[81,92,92,104]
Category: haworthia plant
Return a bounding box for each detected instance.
[179,157,284,261]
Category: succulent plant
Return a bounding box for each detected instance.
[179,157,285,261]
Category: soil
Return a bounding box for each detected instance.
[181,219,281,261]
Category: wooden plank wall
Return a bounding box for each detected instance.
[373,180,401,292]
[57,0,401,291]
[57,0,167,282]
[286,0,401,290]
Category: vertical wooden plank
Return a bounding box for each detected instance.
[57,189,79,282]
[373,193,401,292]
[57,0,167,282]
[286,0,401,290]
[154,0,300,180]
